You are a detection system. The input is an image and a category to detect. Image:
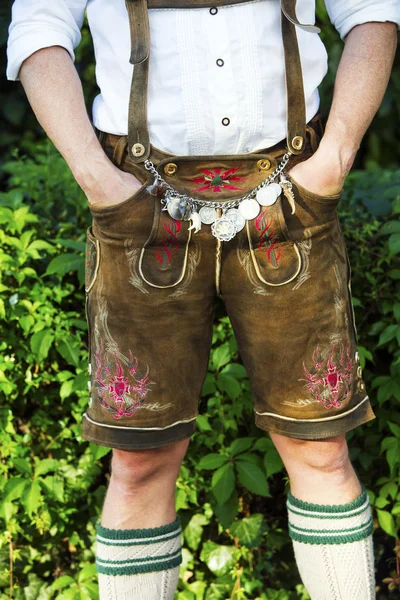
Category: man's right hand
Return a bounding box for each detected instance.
[75,155,143,210]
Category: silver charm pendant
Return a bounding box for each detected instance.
[280,175,296,214]
[211,216,236,242]
[256,182,282,206]
[188,211,202,233]
[225,208,246,232]
[166,195,191,221]
[199,206,218,225]
[238,198,260,220]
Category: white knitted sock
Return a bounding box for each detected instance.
[95,517,181,600]
[287,489,376,600]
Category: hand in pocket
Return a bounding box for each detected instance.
[85,165,143,210]
[287,149,346,199]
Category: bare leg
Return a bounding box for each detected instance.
[96,438,189,599]
[101,438,190,529]
[270,433,361,504]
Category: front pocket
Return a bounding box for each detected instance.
[85,226,100,293]
[281,172,343,241]
[139,200,192,288]
[88,180,152,218]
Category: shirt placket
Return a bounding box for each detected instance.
[206,6,238,155]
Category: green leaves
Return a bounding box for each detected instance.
[22,480,42,517]
[377,510,398,537]
[236,461,270,497]
[30,329,55,362]
[211,464,235,506]
[229,514,264,547]
[45,253,84,278]
[200,541,236,576]
[198,454,227,470]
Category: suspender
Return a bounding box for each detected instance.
[125,0,320,163]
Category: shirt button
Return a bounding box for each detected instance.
[210,7,218,15]
[222,117,230,126]
[216,58,224,67]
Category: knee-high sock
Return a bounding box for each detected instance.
[95,517,181,600]
[287,489,375,600]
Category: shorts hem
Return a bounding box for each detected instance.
[81,414,197,450]
[254,395,375,440]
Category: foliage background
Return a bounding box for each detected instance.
[0,1,399,598]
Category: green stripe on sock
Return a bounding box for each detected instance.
[289,518,374,545]
[287,502,369,520]
[96,550,182,576]
[96,517,181,540]
[287,490,368,514]
[96,529,181,547]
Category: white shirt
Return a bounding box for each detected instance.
[6,0,400,155]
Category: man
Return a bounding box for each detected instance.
[7,0,399,598]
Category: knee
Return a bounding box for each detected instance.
[111,438,189,488]
[272,433,351,475]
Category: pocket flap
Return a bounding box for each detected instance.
[247,200,301,287]
[139,203,192,288]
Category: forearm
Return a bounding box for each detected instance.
[320,21,398,174]
[19,46,113,190]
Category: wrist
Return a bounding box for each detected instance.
[318,121,359,178]
[72,150,117,193]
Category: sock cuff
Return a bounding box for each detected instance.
[287,489,373,545]
[287,488,369,515]
[96,516,181,541]
[95,517,182,576]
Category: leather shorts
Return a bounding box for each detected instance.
[81,116,375,450]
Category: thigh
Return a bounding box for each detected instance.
[82,184,216,450]
[221,177,375,439]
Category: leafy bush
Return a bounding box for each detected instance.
[0,143,399,599]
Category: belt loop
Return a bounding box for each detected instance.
[112,136,129,167]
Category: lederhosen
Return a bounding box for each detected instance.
[82,0,375,450]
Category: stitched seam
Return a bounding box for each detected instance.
[83,412,197,430]
[254,395,369,422]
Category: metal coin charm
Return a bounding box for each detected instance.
[225,208,246,232]
[211,216,236,242]
[256,182,282,206]
[167,196,191,221]
[238,198,260,220]
[199,206,218,225]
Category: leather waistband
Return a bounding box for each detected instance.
[97,113,324,173]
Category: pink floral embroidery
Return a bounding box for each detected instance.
[95,348,152,418]
[190,167,247,193]
[255,210,281,267]
[300,344,353,409]
[155,219,181,269]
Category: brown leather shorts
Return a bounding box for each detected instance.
[81,117,375,450]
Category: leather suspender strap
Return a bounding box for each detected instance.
[125,0,320,162]
[126,0,151,162]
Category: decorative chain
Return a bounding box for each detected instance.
[143,152,292,209]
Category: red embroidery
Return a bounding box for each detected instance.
[255,210,281,267]
[190,167,247,193]
[155,219,181,269]
[95,348,152,418]
[300,344,353,409]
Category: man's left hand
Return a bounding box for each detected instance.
[287,147,349,198]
